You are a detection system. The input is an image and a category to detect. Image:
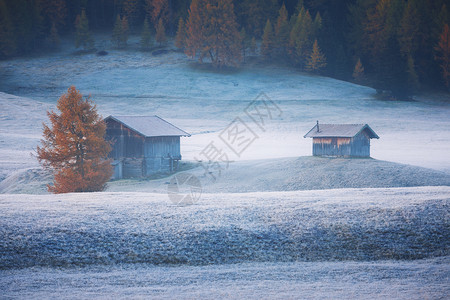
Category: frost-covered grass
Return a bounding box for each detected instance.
[1,258,449,299]
[1,187,449,270]
[106,156,450,194]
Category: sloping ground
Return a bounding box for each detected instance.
[2,156,449,195]
[1,187,449,270]
[106,156,450,193]
[0,168,52,194]
[205,156,450,192]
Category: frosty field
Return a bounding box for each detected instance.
[1,187,449,298]
[0,38,450,298]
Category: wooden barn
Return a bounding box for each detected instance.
[304,121,379,157]
[105,115,190,179]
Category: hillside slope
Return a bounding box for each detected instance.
[106,157,450,193]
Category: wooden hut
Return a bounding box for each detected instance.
[105,115,190,179]
[304,121,379,157]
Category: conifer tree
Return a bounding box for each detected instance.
[352,58,365,83]
[289,7,313,68]
[155,18,166,46]
[274,3,289,56]
[185,0,241,67]
[288,8,302,61]
[141,18,152,51]
[306,39,326,73]
[398,0,419,57]
[312,12,322,38]
[250,37,257,55]
[123,0,139,28]
[121,16,129,46]
[261,19,274,58]
[49,22,59,49]
[436,4,449,37]
[38,0,67,31]
[240,27,251,62]
[406,54,419,90]
[37,86,112,194]
[185,0,203,59]
[175,17,185,50]
[75,9,93,50]
[435,23,450,87]
[112,15,129,49]
[146,0,170,28]
[112,15,122,48]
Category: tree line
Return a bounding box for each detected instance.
[0,0,449,98]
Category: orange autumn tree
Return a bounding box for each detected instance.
[37,86,112,193]
[186,0,241,68]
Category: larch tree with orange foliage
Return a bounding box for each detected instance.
[186,0,241,68]
[37,86,112,194]
[146,0,170,28]
[306,39,326,73]
[175,17,186,50]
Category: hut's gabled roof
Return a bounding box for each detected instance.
[105,115,190,137]
[303,123,379,139]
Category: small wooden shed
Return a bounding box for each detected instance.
[304,121,379,157]
[105,115,190,179]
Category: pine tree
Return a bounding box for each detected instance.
[261,19,274,59]
[155,18,166,46]
[112,15,122,48]
[37,86,112,194]
[289,7,313,68]
[352,58,365,83]
[398,0,419,57]
[250,37,257,55]
[306,39,326,73]
[123,0,139,28]
[274,3,289,56]
[112,15,128,49]
[121,16,129,46]
[141,18,152,51]
[435,23,450,87]
[240,27,251,62]
[235,0,278,38]
[38,0,67,30]
[175,17,185,50]
[146,0,170,28]
[185,0,203,59]
[75,9,93,50]
[185,0,241,67]
[49,22,59,49]
[406,54,420,90]
[312,12,322,38]
[288,8,302,61]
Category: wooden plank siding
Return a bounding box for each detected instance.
[105,119,145,159]
[144,136,181,159]
[350,131,370,157]
[312,132,370,157]
[105,118,183,178]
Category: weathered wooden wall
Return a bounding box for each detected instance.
[106,119,145,159]
[106,119,182,178]
[313,137,351,156]
[312,132,370,157]
[144,136,181,159]
[350,131,370,157]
